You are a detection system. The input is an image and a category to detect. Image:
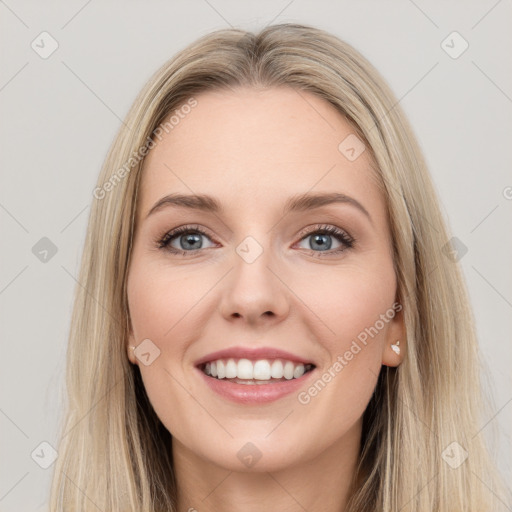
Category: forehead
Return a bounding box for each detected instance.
[138,86,384,220]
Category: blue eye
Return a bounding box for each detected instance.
[158,225,215,255]
[295,225,354,257]
[157,224,355,257]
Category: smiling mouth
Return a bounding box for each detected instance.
[199,357,315,385]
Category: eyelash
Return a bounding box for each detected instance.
[156,224,355,258]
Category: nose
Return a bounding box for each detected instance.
[218,240,290,326]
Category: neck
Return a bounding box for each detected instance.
[172,419,362,512]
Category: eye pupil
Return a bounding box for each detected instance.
[181,233,202,250]
[310,233,332,251]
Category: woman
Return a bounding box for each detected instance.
[49,23,509,511]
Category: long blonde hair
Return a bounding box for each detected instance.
[49,23,509,511]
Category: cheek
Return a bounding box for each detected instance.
[127,260,211,342]
[292,259,396,405]
[126,259,219,432]
[296,258,397,350]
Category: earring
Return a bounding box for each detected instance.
[391,340,400,355]
[130,346,136,350]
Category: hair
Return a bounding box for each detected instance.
[49,23,509,511]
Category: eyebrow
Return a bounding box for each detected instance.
[146,192,372,223]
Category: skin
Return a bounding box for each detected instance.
[126,86,405,512]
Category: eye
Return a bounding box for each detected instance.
[157,225,216,255]
[294,224,355,257]
[156,223,355,258]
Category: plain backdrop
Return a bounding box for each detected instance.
[1,1,511,510]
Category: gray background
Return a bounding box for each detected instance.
[1,1,511,510]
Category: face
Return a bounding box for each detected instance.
[126,86,405,473]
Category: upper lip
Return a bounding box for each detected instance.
[194,346,316,367]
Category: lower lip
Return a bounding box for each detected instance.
[196,367,316,404]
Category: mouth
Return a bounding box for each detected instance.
[198,358,316,385]
[194,346,317,403]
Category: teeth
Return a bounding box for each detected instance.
[217,360,226,379]
[293,364,305,379]
[225,358,237,378]
[283,361,294,380]
[270,360,283,378]
[238,359,253,379]
[201,358,313,381]
[253,360,271,380]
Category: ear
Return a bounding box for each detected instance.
[126,319,138,366]
[381,302,406,367]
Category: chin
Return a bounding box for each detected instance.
[187,432,317,473]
